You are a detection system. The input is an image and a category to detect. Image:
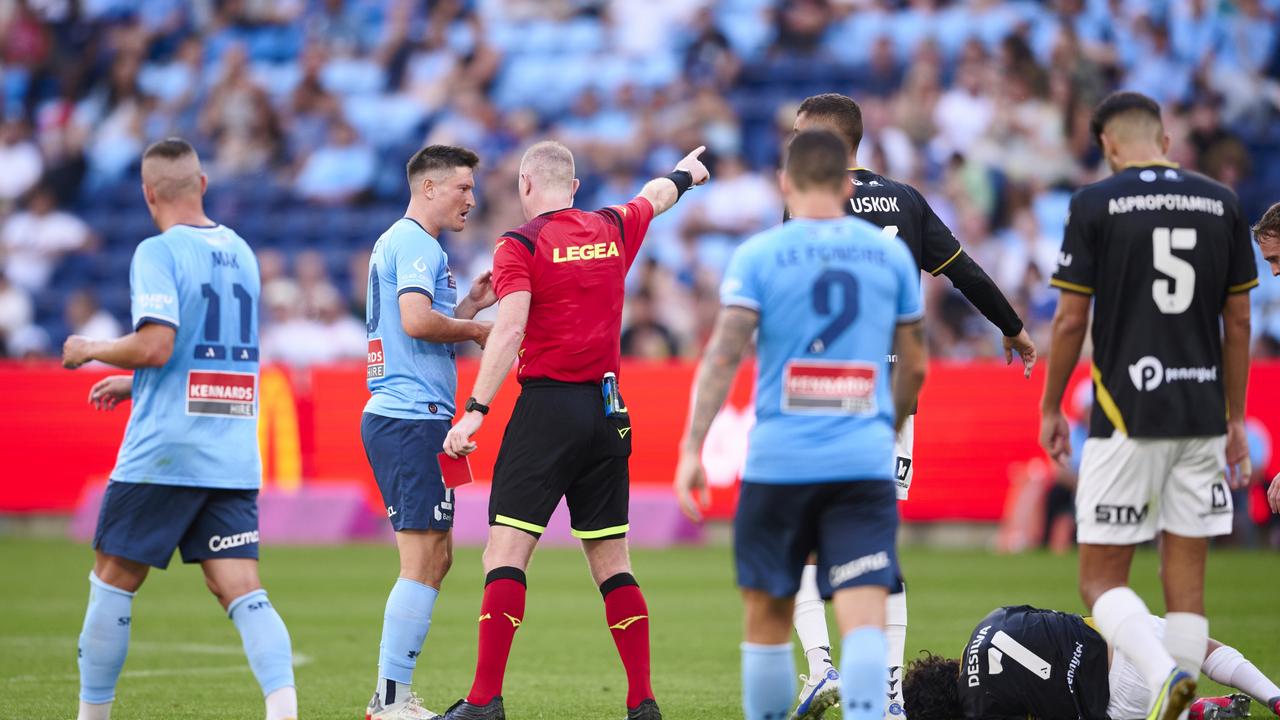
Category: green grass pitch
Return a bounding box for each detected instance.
[1,539,1276,719]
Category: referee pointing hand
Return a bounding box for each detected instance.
[441,141,708,720]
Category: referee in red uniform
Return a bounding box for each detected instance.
[442,140,709,720]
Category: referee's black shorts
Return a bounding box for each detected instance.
[490,379,632,540]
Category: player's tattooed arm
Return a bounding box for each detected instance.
[675,306,757,521]
[683,306,758,452]
[892,320,928,433]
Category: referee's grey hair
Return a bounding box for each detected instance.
[520,141,575,193]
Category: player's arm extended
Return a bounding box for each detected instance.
[1039,291,1091,464]
[62,323,175,370]
[638,146,710,217]
[442,291,530,458]
[1222,291,1251,485]
[892,320,928,432]
[399,292,490,345]
[681,306,758,453]
[940,253,1036,376]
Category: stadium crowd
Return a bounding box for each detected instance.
[0,0,1279,363]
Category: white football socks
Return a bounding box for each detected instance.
[1202,645,1280,705]
[77,700,112,720]
[795,565,834,677]
[886,590,908,718]
[265,686,297,720]
[1164,612,1208,677]
[1093,588,1176,693]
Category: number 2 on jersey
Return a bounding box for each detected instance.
[808,270,859,354]
[1152,228,1196,315]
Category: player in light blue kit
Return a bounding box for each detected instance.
[360,145,496,720]
[675,130,929,720]
[61,139,296,720]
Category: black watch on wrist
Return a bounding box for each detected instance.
[465,397,489,415]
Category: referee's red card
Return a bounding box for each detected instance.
[438,452,473,489]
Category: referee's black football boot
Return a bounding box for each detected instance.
[443,697,504,720]
[626,699,662,720]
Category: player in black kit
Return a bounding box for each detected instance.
[784,93,1038,720]
[902,605,1280,720]
[1040,92,1258,720]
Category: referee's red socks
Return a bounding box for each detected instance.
[466,567,526,706]
[601,573,654,709]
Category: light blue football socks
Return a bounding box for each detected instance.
[227,589,295,696]
[742,642,796,720]
[842,626,889,720]
[78,572,134,704]
[376,577,439,704]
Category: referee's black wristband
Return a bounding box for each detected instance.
[665,170,694,199]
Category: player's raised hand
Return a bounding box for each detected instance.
[1268,473,1280,514]
[673,450,711,523]
[675,146,710,186]
[1225,420,1251,489]
[62,335,96,369]
[1004,329,1037,379]
[1039,410,1071,466]
[468,270,497,310]
[443,411,482,459]
[88,375,133,411]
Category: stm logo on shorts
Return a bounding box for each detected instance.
[782,360,877,414]
[186,370,256,417]
[829,551,890,586]
[1094,504,1149,525]
[208,530,260,552]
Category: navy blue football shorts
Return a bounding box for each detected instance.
[361,413,454,532]
[93,481,260,569]
[735,479,900,599]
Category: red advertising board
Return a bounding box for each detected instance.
[3,361,1278,520]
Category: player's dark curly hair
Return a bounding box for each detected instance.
[1089,91,1162,147]
[902,653,964,720]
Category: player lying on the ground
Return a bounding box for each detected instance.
[902,605,1280,720]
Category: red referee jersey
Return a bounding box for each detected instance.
[491,197,655,384]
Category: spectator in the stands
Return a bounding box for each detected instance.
[0,271,34,357]
[294,119,375,203]
[64,289,122,342]
[0,120,44,211]
[621,288,681,360]
[199,43,285,179]
[678,153,780,275]
[1,186,94,292]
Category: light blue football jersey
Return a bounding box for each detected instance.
[112,223,262,489]
[720,216,922,484]
[364,218,459,420]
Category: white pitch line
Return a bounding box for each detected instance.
[2,637,312,683]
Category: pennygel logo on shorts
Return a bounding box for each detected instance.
[208,530,259,552]
[367,338,385,379]
[782,360,877,415]
[1128,355,1217,391]
[186,370,256,418]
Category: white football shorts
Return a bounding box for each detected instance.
[894,415,914,501]
[1076,432,1232,545]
